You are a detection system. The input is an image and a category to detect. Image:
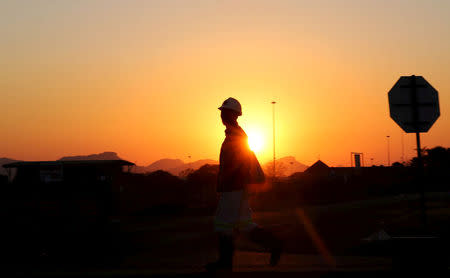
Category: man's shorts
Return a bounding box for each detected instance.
[214,190,258,235]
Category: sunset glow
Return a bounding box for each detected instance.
[1,1,449,166]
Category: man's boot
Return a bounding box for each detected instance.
[205,234,234,272]
[249,227,283,266]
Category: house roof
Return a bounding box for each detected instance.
[3,160,134,168]
[305,160,330,174]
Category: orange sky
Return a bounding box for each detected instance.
[1,0,449,166]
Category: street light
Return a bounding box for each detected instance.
[271,101,276,178]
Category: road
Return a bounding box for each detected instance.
[6,193,450,277]
[11,250,398,277]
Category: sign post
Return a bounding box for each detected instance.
[388,75,440,230]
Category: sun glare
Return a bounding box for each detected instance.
[247,130,264,153]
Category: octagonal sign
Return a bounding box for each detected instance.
[388,75,440,133]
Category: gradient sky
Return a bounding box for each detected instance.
[1,0,449,166]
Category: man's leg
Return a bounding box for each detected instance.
[248,226,283,266]
[207,190,243,272]
[218,232,234,267]
[206,232,234,272]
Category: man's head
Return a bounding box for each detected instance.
[218,97,242,126]
[220,108,239,126]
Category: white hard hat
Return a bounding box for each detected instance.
[218,97,242,116]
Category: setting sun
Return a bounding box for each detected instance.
[0,0,449,167]
[247,130,265,153]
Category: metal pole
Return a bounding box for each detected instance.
[387,135,390,166]
[271,101,276,178]
[410,75,427,230]
[416,132,426,229]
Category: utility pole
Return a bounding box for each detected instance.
[271,101,276,178]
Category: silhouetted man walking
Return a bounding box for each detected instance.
[206,97,282,273]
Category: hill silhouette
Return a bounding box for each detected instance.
[263,156,308,177]
[134,158,218,175]
[135,158,184,173]
[56,151,218,176]
[58,151,122,161]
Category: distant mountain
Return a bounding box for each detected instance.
[58,151,122,161]
[56,152,219,176]
[136,158,184,174]
[0,158,20,175]
[170,159,218,176]
[133,158,218,175]
[263,156,308,177]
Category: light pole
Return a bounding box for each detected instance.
[386,135,391,166]
[271,101,276,178]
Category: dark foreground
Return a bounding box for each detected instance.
[3,193,450,277]
[7,271,450,278]
[6,250,449,277]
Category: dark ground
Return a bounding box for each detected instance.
[3,192,450,277]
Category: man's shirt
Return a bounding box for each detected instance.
[217,125,251,192]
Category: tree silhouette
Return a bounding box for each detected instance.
[409,146,450,168]
[392,162,404,167]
